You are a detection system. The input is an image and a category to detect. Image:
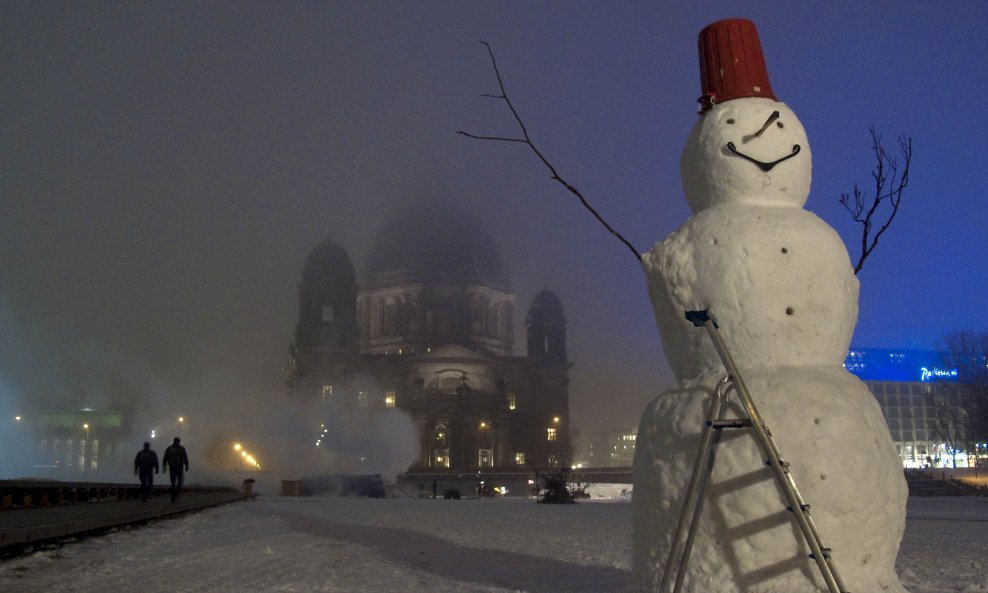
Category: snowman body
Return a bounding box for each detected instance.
[633,98,908,592]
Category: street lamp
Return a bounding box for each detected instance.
[82,423,91,472]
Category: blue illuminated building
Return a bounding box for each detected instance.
[844,348,957,383]
[844,348,974,469]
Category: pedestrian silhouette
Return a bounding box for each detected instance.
[162,437,190,502]
[134,442,159,501]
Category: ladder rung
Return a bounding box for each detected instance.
[708,419,753,429]
[809,548,832,560]
[765,459,790,469]
[787,504,811,513]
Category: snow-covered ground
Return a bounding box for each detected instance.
[0,491,985,593]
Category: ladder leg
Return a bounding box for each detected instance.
[659,376,732,593]
[673,382,734,593]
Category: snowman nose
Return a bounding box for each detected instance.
[754,111,780,137]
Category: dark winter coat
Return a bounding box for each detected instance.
[134,448,159,473]
[163,444,189,472]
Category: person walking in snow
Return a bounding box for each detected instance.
[134,441,159,501]
[162,437,190,502]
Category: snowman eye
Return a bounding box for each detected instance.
[726,119,735,124]
[776,122,784,128]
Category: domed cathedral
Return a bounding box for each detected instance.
[286,199,572,473]
[360,199,514,357]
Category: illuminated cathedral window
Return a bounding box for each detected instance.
[435,449,450,468]
[507,392,517,411]
[385,391,396,408]
[515,452,525,465]
[357,391,368,408]
[547,427,557,442]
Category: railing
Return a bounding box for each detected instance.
[0,479,234,510]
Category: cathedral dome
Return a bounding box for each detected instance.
[527,290,566,325]
[303,238,356,286]
[364,199,510,290]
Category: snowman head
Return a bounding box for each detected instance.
[680,19,812,213]
[680,97,811,212]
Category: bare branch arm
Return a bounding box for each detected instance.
[457,41,642,263]
[841,126,913,274]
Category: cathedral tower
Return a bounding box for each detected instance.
[526,290,567,363]
[292,237,358,355]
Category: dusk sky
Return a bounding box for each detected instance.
[3,2,986,439]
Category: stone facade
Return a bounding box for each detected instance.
[285,200,572,472]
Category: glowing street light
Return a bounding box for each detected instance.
[233,443,261,470]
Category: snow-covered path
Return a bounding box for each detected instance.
[0,495,985,593]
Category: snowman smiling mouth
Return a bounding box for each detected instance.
[725,142,801,172]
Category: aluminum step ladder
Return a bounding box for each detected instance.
[658,309,849,593]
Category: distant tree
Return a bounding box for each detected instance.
[527,459,576,504]
[537,466,576,504]
[941,331,988,463]
[839,126,913,275]
[929,387,967,469]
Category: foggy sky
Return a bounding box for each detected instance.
[2,2,986,449]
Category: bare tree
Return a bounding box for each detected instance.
[941,331,988,463]
[840,126,913,275]
[929,388,968,468]
[456,41,641,263]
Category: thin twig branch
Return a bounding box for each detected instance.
[839,125,912,274]
[457,41,641,263]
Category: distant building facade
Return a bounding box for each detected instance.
[7,406,131,478]
[285,200,572,472]
[577,430,637,468]
[845,348,981,468]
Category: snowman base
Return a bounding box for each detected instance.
[632,366,908,593]
[661,310,849,593]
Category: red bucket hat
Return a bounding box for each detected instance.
[697,18,777,112]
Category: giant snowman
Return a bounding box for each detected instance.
[633,19,908,593]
